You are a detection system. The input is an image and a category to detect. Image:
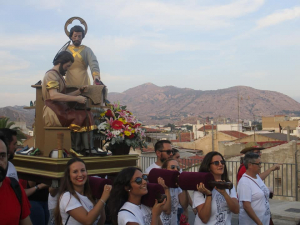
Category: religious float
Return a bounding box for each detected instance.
[11,17,144,188]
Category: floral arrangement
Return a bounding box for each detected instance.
[98,102,147,150]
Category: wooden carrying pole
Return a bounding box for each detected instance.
[57,132,64,158]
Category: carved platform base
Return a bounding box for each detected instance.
[11,154,138,185]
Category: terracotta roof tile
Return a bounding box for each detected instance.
[198,125,217,131]
[220,131,248,139]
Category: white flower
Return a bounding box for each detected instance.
[98,122,107,130]
[112,130,121,135]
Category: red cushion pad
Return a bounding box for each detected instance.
[88,176,113,199]
[148,168,180,188]
[178,172,215,191]
[141,183,165,208]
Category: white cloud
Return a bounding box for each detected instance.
[0,92,35,108]
[25,0,65,10]
[242,71,269,79]
[0,71,44,86]
[85,0,265,30]
[0,51,30,72]
[0,34,66,51]
[257,6,300,29]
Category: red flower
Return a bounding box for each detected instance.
[105,109,113,117]
[133,123,141,128]
[112,120,123,130]
[128,133,135,139]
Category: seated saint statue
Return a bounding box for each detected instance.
[42,51,97,155]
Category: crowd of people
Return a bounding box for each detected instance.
[0,129,283,225]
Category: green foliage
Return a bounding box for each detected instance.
[165,123,175,131]
[0,117,27,142]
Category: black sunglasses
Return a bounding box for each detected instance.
[251,162,262,166]
[159,150,174,155]
[170,165,180,171]
[0,152,7,159]
[210,160,226,166]
[131,174,148,185]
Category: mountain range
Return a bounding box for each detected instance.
[1,83,300,126]
[108,83,300,125]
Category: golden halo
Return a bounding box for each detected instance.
[64,17,88,37]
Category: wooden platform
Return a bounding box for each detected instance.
[12,154,139,185]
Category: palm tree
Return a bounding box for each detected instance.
[0,117,27,142]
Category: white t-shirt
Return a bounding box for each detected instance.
[161,187,182,225]
[237,174,270,225]
[145,162,161,174]
[59,191,99,225]
[193,186,237,225]
[118,202,152,225]
[7,162,18,181]
[48,193,58,210]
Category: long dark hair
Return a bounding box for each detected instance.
[199,152,230,182]
[54,157,94,225]
[161,158,177,169]
[108,167,142,225]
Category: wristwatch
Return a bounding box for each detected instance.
[35,185,39,191]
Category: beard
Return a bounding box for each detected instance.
[72,40,81,47]
[0,164,8,183]
[8,153,14,161]
[59,64,67,76]
[160,156,167,164]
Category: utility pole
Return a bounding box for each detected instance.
[212,120,214,151]
[253,114,256,142]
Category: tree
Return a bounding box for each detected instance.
[165,123,175,131]
[0,117,27,142]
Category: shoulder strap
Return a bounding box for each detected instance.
[65,215,70,225]
[244,175,261,189]
[119,209,135,217]
[9,177,22,220]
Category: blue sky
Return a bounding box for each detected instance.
[1,0,300,107]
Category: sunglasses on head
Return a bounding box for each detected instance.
[210,160,226,166]
[170,165,180,171]
[159,150,174,155]
[132,174,148,185]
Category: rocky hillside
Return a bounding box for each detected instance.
[108,83,300,125]
[2,84,300,126]
[0,106,35,129]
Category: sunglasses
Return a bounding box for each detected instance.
[131,174,148,185]
[0,152,7,159]
[159,150,174,155]
[170,165,180,171]
[210,160,226,166]
[251,162,262,166]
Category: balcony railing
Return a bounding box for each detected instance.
[138,156,297,199]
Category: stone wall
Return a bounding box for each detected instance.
[227,141,299,201]
[174,132,239,155]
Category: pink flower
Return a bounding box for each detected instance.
[106,131,115,140]
[119,110,128,118]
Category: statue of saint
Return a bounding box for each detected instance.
[64,17,101,86]
[42,51,97,155]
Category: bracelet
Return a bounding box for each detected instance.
[35,185,39,191]
[206,194,212,196]
[100,199,106,205]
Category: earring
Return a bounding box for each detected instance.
[128,189,130,192]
